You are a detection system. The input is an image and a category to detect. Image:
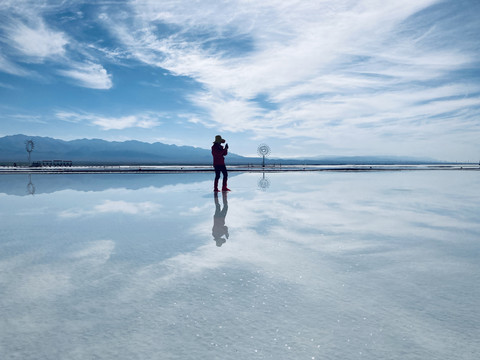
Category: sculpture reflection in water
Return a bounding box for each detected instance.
[258,172,270,191]
[212,192,229,247]
[27,174,35,195]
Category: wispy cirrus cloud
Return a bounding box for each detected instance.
[0,2,114,89]
[0,53,30,76]
[99,0,479,158]
[113,0,448,95]
[56,111,162,130]
[58,62,112,89]
[7,19,68,60]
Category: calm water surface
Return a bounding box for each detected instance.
[0,171,479,359]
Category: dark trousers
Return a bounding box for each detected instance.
[214,165,228,188]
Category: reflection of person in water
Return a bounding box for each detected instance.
[212,192,229,247]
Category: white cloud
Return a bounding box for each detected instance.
[8,20,68,60]
[0,53,30,76]
[0,4,113,89]
[56,111,162,130]
[119,0,446,95]
[189,92,266,131]
[100,0,478,159]
[58,62,113,89]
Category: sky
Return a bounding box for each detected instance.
[0,0,479,161]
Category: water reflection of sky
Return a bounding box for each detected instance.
[0,171,479,359]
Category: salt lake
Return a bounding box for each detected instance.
[0,170,479,359]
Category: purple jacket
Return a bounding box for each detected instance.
[211,143,228,166]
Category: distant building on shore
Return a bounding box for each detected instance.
[31,160,73,167]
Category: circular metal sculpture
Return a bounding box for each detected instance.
[257,143,271,167]
[25,139,34,165]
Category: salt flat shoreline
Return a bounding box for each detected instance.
[0,164,478,174]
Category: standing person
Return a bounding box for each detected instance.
[211,135,230,192]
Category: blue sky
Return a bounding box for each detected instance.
[0,0,479,161]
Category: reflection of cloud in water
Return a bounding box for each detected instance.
[115,172,480,297]
[0,172,479,359]
[1,240,116,301]
[122,172,479,291]
[59,200,161,218]
[70,240,115,265]
[95,200,160,215]
[15,268,72,300]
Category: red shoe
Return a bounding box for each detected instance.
[214,188,220,192]
[222,187,231,192]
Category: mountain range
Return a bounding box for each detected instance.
[0,134,439,165]
[0,134,246,165]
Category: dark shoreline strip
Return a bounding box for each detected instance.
[0,166,478,175]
